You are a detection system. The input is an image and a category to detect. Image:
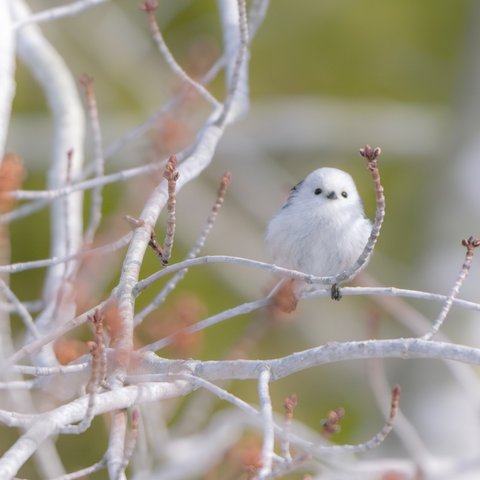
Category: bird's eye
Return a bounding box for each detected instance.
[314,188,322,195]
[341,191,348,198]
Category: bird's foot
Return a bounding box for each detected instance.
[331,284,342,301]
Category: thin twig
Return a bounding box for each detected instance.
[0,299,43,314]
[117,408,140,478]
[281,394,297,461]
[216,0,250,126]
[139,297,270,352]
[0,232,132,274]
[5,300,108,367]
[248,0,270,39]
[80,74,105,244]
[422,236,480,340]
[0,380,35,390]
[135,172,231,324]
[52,458,107,480]
[148,229,164,259]
[126,373,400,458]
[160,154,179,265]
[140,0,220,109]
[359,272,480,407]
[12,363,89,376]
[350,385,400,452]
[63,149,74,272]
[366,319,430,462]
[135,250,384,294]
[6,0,265,224]
[263,455,310,480]
[0,277,40,338]
[14,0,109,29]
[257,367,274,479]
[139,279,480,353]
[126,215,164,259]
[200,0,269,85]
[335,145,385,289]
[108,410,128,480]
[5,158,167,202]
[0,6,16,160]
[61,310,106,434]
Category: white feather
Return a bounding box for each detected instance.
[266,167,372,279]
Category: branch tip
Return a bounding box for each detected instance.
[283,393,298,417]
[321,407,345,438]
[359,144,382,161]
[79,73,93,92]
[461,236,480,254]
[160,154,179,265]
[163,154,179,182]
[140,0,158,13]
[389,384,401,422]
[222,171,232,186]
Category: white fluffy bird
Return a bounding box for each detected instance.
[266,167,372,300]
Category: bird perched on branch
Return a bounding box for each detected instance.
[266,167,372,310]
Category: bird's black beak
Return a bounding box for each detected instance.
[327,191,337,200]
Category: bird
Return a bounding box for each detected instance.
[266,167,372,306]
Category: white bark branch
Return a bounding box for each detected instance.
[0,0,16,160]
[13,0,109,29]
[257,367,274,479]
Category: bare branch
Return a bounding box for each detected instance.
[12,363,89,376]
[0,277,40,338]
[0,381,194,478]
[281,394,297,461]
[160,154,179,265]
[0,2,16,160]
[118,408,140,476]
[61,311,107,434]
[334,145,385,290]
[135,171,231,324]
[14,0,109,29]
[0,232,132,273]
[257,367,274,479]
[366,330,430,462]
[140,297,270,353]
[0,379,35,390]
[141,0,220,109]
[422,236,480,340]
[4,158,167,203]
[139,339,480,383]
[53,458,107,480]
[216,0,250,125]
[108,410,127,480]
[5,301,108,366]
[3,1,475,478]
[80,74,105,244]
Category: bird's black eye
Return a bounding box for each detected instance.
[314,188,322,195]
[341,191,348,198]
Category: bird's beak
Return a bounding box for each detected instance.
[327,191,337,200]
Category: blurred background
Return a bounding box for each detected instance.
[5,0,480,477]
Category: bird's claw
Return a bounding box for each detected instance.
[331,284,342,301]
